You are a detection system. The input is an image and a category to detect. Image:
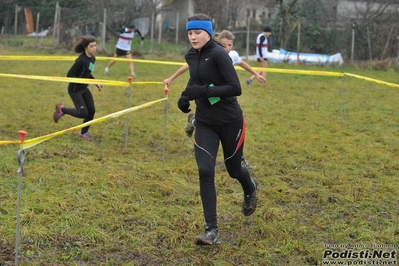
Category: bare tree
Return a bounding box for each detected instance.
[0,0,15,34]
[192,0,225,30]
[340,0,399,60]
[275,0,299,48]
[85,0,163,34]
[349,0,399,23]
[223,0,244,30]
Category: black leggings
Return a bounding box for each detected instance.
[194,117,254,229]
[63,88,95,134]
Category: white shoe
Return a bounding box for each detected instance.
[104,67,109,74]
[131,72,136,77]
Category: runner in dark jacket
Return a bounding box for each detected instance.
[177,13,258,245]
[53,35,102,140]
[184,39,242,125]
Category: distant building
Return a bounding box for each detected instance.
[159,0,275,30]
[337,0,399,21]
[236,2,276,28]
[158,0,194,31]
[157,0,399,33]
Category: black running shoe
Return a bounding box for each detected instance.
[185,113,195,137]
[242,179,258,216]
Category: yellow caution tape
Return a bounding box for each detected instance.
[2,55,399,88]
[0,140,21,145]
[0,73,164,87]
[97,57,187,66]
[130,82,164,85]
[344,72,399,89]
[0,55,186,66]
[0,73,128,86]
[238,66,344,77]
[0,55,77,61]
[0,98,167,149]
[19,97,167,150]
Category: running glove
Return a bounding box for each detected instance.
[185,84,208,100]
[178,92,191,113]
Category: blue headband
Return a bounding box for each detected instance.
[186,20,213,36]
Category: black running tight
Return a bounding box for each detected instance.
[63,88,95,134]
[194,117,254,229]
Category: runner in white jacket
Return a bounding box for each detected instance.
[104,24,144,76]
[247,26,272,86]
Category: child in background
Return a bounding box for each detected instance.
[53,35,102,141]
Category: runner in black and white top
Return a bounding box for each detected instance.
[104,24,144,77]
[246,26,272,86]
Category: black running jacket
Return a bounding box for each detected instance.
[67,53,96,92]
[185,39,243,125]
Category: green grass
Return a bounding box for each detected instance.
[1,39,399,265]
